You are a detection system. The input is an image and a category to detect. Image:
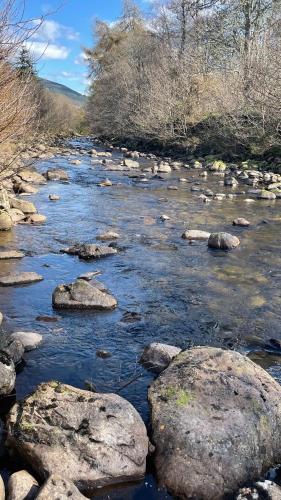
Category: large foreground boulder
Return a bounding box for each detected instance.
[148,347,281,500]
[52,279,117,310]
[7,382,149,493]
[62,243,117,259]
[0,351,16,395]
[36,475,87,499]
[208,232,240,250]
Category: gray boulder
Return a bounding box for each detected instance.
[36,475,87,499]
[140,343,181,373]
[0,351,16,395]
[62,243,117,260]
[208,232,240,250]
[52,279,117,310]
[7,382,149,493]
[8,470,39,500]
[149,347,281,500]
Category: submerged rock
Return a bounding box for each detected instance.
[62,243,117,259]
[0,272,43,286]
[149,347,281,500]
[0,351,16,395]
[37,475,87,499]
[140,343,181,373]
[7,382,149,492]
[208,232,240,250]
[52,279,117,310]
[10,332,43,351]
[8,470,39,500]
[182,229,210,240]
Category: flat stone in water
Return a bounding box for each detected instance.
[62,244,117,260]
[0,272,43,286]
[0,251,24,259]
[182,230,210,241]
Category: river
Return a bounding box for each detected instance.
[0,138,281,498]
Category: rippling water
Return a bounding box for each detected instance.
[0,139,281,497]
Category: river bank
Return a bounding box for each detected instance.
[0,137,281,498]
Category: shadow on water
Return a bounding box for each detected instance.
[0,139,280,497]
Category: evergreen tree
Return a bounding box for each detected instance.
[16,47,37,79]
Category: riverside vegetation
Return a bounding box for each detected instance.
[0,1,281,500]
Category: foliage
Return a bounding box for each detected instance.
[86,0,281,156]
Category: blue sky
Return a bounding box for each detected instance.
[23,0,150,95]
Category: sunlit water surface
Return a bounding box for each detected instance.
[0,139,281,498]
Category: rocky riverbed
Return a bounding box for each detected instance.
[0,138,281,498]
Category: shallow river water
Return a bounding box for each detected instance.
[0,139,281,498]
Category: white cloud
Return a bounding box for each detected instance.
[32,19,80,43]
[25,41,70,60]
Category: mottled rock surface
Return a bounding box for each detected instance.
[52,279,117,310]
[149,347,281,500]
[8,470,39,500]
[7,382,149,492]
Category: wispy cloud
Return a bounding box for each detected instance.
[32,19,80,43]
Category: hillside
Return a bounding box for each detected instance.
[40,78,86,106]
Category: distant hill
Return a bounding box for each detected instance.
[40,78,86,106]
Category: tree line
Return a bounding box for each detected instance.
[0,0,85,179]
[86,0,281,158]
